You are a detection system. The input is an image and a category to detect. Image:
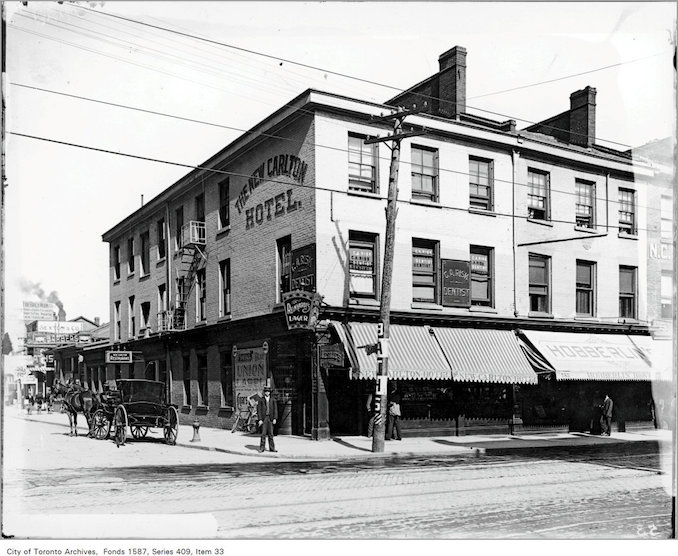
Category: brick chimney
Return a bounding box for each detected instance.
[437,46,467,118]
[569,87,596,147]
[94,317,100,326]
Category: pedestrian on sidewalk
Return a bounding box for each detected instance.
[366,393,376,437]
[601,394,614,436]
[387,389,402,441]
[257,386,278,452]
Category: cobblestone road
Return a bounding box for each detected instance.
[3,415,673,539]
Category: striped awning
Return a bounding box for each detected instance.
[431,328,538,384]
[329,322,452,380]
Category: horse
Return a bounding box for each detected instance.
[52,381,101,437]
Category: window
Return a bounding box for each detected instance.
[348,133,377,193]
[127,237,135,273]
[157,284,167,331]
[527,169,550,220]
[661,272,673,318]
[196,269,206,322]
[128,295,136,338]
[277,235,292,300]
[529,254,550,313]
[157,218,166,260]
[114,301,121,341]
[219,179,230,228]
[411,146,438,202]
[619,266,637,319]
[618,188,636,234]
[470,246,493,307]
[661,195,672,241]
[195,193,205,223]
[182,355,191,406]
[219,259,231,317]
[220,351,234,408]
[175,206,184,250]
[197,354,208,406]
[140,231,150,275]
[412,239,438,303]
[349,232,378,298]
[469,157,493,210]
[140,301,151,333]
[113,245,121,281]
[576,260,595,316]
[575,180,596,228]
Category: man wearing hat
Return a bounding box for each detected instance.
[257,386,278,452]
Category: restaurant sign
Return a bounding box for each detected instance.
[291,243,316,292]
[441,259,471,307]
[105,351,134,364]
[282,290,322,330]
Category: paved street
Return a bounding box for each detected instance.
[2,411,673,540]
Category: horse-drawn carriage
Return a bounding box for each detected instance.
[90,379,178,446]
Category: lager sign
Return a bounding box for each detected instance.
[282,290,322,330]
[105,351,133,364]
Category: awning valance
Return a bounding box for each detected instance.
[520,330,664,381]
[431,328,538,384]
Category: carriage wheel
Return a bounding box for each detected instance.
[114,405,128,447]
[164,406,179,445]
[130,425,149,439]
[92,409,111,440]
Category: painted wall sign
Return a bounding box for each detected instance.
[291,243,316,291]
[233,346,268,410]
[649,241,673,260]
[441,259,471,307]
[282,290,322,330]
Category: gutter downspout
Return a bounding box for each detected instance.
[512,149,519,317]
[165,202,172,404]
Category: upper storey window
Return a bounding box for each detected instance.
[348,134,377,193]
[618,188,636,235]
[575,180,596,229]
[469,157,493,210]
[411,145,438,202]
[527,169,550,220]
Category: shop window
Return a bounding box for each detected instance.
[619,266,637,319]
[277,235,292,301]
[220,351,233,408]
[412,239,439,303]
[182,355,191,407]
[127,237,135,273]
[575,180,596,228]
[196,269,206,322]
[175,206,184,250]
[219,259,231,317]
[349,231,378,298]
[115,364,121,381]
[411,145,438,202]
[527,169,550,220]
[576,260,595,317]
[113,245,121,280]
[469,157,493,210]
[128,296,135,338]
[219,178,230,229]
[618,188,636,235]
[144,361,156,381]
[529,254,550,314]
[348,133,377,193]
[197,354,208,407]
[157,218,166,260]
[470,246,493,307]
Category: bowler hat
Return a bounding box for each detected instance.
[263,386,272,392]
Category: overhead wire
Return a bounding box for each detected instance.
[7,130,662,235]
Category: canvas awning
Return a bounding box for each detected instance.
[625,336,674,382]
[519,330,664,381]
[329,322,452,380]
[431,328,538,384]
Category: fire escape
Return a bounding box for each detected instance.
[162,221,207,331]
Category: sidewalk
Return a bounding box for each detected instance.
[8,404,671,461]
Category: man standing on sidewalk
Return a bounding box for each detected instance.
[601,394,614,436]
[257,386,278,452]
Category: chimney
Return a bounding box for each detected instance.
[94,317,100,326]
[437,46,467,118]
[569,87,596,147]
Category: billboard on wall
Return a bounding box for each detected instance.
[441,259,471,307]
[22,301,58,322]
[233,345,268,410]
[35,321,83,334]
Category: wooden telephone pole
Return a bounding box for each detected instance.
[365,106,425,453]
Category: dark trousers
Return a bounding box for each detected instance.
[260,416,275,450]
[387,415,401,440]
[601,416,612,435]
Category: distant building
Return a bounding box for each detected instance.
[80,45,669,437]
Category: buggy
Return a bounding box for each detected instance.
[92,379,178,446]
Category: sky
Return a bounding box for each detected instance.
[3,1,676,347]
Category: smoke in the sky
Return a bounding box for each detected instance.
[19,278,67,320]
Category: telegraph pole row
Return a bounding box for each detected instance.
[365,105,426,453]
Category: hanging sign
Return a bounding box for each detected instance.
[441,259,471,307]
[319,344,345,368]
[282,290,322,330]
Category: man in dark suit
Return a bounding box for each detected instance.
[601,394,614,436]
[257,386,278,452]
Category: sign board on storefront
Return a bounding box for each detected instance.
[319,344,345,368]
[291,243,316,291]
[441,259,471,307]
[35,321,83,334]
[282,290,322,330]
[233,345,268,409]
[105,351,133,364]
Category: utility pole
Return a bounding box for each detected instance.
[365,106,425,453]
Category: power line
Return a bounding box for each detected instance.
[11,82,662,213]
[8,131,661,233]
